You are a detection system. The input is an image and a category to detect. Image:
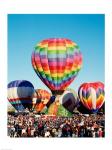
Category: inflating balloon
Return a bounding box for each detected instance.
[78,82,104,113]
[59,89,79,113]
[32,89,51,112]
[48,98,72,117]
[57,105,73,117]
[48,101,59,115]
[46,95,56,108]
[31,38,82,95]
[7,80,34,111]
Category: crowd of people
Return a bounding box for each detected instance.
[8,113,105,138]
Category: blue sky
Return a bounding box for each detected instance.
[8,14,105,93]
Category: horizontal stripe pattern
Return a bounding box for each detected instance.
[7,80,34,111]
[32,38,82,90]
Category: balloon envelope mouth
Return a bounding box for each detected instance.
[51,90,65,96]
[91,109,98,113]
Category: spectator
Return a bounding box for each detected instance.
[7,113,105,138]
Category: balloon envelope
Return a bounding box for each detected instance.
[48,100,72,117]
[8,80,34,111]
[32,89,51,112]
[46,95,56,108]
[48,101,59,115]
[78,82,104,113]
[59,89,79,112]
[31,38,82,92]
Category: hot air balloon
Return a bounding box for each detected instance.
[31,38,82,95]
[59,89,79,113]
[78,82,104,113]
[7,80,34,111]
[48,101,59,116]
[48,96,72,116]
[46,95,56,108]
[48,102,72,117]
[32,89,51,112]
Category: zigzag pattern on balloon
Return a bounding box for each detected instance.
[78,82,104,112]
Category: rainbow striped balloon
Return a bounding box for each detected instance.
[32,38,82,92]
[78,82,105,113]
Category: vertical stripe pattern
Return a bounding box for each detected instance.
[78,82,104,112]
